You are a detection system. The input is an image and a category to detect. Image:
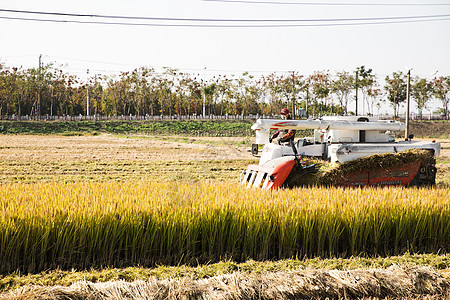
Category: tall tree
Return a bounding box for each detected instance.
[385,72,407,119]
[411,77,432,120]
[307,71,331,116]
[261,73,285,115]
[203,82,217,116]
[214,75,233,115]
[332,71,354,115]
[366,84,382,116]
[355,66,377,115]
[275,72,306,118]
[431,76,450,120]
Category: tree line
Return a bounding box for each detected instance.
[0,62,449,120]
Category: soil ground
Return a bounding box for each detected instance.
[0,135,256,183]
[0,134,448,185]
[0,135,253,162]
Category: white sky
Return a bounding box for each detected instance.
[1,0,450,114]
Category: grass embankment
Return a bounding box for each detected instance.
[0,120,257,137]
[0,119,447,138]
[409,119,450,139]
[1,181,448,274]
[0,119,314,139]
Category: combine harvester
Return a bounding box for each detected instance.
[241,116,440,189]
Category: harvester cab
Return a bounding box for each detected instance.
[241,116,441,189]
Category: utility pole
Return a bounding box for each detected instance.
[405,69,411,139]
[94,74,97,117]
[202,67,206,119]
[292,71,296,119]
[355,69,358,116]
[86,69,90,118]
[306,88,309,118]
[38,54,42,119]
[202,83,206,119]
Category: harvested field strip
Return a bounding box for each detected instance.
[1,254,449,293]
[0,159,256,183]
[0,182,448,273]
[2,265,449,300]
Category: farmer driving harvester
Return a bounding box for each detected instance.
[269,108,296,145]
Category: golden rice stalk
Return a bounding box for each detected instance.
[0,181,448,273]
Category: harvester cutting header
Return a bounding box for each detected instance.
[242,114,440,189]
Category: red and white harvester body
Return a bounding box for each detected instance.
[241,116,440,189]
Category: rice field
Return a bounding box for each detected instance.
[1,181,448,274]
[0,133,449,298]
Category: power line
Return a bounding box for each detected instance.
[2,59,442,79]
[202,0,450,6]
[1,14,449,27]
[1,57,321,76]
[1,8,450,23]
[1,55,279,74]
[49,55,141,67]
[1,15,448,27]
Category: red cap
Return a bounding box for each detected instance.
[280,108,289,115]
